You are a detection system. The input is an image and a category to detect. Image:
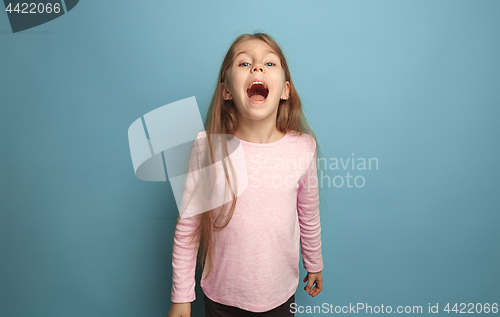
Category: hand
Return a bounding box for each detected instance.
[168,302,191,317]
[303,271,323,297]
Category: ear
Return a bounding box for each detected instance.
[281,81,290,100]
[221,82,233,100]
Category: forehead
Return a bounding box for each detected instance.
[233,39,278,58]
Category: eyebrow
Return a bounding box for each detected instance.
[234,49,278,59]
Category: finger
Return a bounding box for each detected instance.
[313,284,320,296]
[304,278,314,292]
[309,284,317,296]
[303,274,308,283]
[316,277,323,290]
[311,281,323,297]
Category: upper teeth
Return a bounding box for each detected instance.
[248,81,267,90]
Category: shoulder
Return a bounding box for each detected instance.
[286,130,317,152]
[195,130,207,140]
[189,131,209,160]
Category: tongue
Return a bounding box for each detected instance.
[249,94,266,102]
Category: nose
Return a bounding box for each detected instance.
[251,63,264,73]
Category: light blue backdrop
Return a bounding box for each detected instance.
[1,1,499,316]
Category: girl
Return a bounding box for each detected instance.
[168,32,324,317]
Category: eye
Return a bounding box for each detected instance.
[265,62,276,66]
[239,62,250,67]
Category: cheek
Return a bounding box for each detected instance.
[229,76,245,94]
[229,81,240,96]
[272,74,286,91]
[224,77,236,95]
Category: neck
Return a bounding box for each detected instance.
[234,120,285,143]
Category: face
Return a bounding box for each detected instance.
[222,39,290,122]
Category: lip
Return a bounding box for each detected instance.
[246,78,269,104]
[246,78,268,91]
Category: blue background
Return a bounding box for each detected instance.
[1,0,499,316]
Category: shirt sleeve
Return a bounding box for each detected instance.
[297,138,324,273]
[171,214,201,303]
[170,133,205,303]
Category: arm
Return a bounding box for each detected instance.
[170,213,202,303]
[170,133,206,304]
[297,139,324,294]
[168,213,201,317]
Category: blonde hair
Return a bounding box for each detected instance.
[172,32,325,280]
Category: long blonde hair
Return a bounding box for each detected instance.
[172,32,325,280]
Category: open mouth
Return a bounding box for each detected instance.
[246,81,269,102]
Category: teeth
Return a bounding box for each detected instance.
[248,81,267,90]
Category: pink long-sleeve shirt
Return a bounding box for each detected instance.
[170,129,324,312]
